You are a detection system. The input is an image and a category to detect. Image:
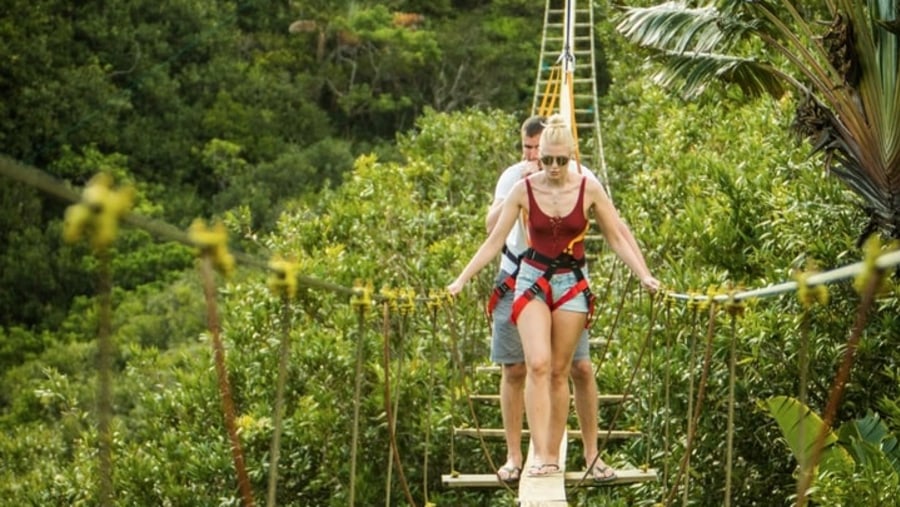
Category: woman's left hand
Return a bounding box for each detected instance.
[641,275,660,294]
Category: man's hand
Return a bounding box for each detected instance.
[520,160,541,179]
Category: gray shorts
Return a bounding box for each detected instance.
[490,269,590,365]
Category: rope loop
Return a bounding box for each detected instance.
[267,256,299,299]
[854,236,892,296]
[426,289,450,312]
[188,219,235,276]
[397,287,416,316]
[380,285,400,312]
[697,285,720,312]
[63,172,135,251]
[794,271,829,308]
[724,287,745,318]
[351,279,374,312]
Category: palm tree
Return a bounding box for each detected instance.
[616,0,900,244]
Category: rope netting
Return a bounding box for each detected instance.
[3,152,900,507]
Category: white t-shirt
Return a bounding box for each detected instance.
[493,161,599,274]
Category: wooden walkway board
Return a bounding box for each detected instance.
[441,468,658,488]
[468,393,630,405]
[453,427,641,440]
[518,431,568,506]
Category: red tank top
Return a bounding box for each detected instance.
[524,177,587,263]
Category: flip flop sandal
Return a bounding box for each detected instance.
[526,463,560,477]
[497,464,521,483]
[591,464,617,483]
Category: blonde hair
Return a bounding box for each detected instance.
[539,114,574,155]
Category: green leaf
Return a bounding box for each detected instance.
[765,395,852,472]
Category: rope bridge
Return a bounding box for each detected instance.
[3,154,900,507]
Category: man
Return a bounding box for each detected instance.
[485,115,647,482]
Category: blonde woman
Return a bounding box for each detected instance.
[448,114,659,477]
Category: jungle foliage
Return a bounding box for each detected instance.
[2,1,900,506]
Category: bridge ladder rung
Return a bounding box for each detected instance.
[453,427,643,440]
[467,393,630,405]
[441,468,659,488]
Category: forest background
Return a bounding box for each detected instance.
[2,0,899,506]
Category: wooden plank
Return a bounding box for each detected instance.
[518,432,568,506]
[468,393,631,405]
[453,427,642,440]
[441,468,658,488]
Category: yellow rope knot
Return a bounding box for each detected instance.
[685,289,699,310]
[351,279,373,312]
[267,257,299,299]
[794,271,829,308]
[188,219,235,276]
[724,289,745,318]
[426,289,447,312]
[397,287,416,316]
[63,173,134,250]
[380,285,399,311]
[697,285,720,311]
[854,236,893,296]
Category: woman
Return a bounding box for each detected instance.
[448,114,659,477]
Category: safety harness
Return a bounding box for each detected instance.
[509,222,595,328]
[486,220,596,328]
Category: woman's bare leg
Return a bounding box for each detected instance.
[546,310,587,466]
[516,300,553,466]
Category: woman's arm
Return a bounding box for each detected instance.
[449,182,526,295]
[586,180,659,293]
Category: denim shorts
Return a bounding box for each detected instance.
[490,269,589,364]
[513,261,591,313]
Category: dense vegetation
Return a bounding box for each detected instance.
[2,1,899,506]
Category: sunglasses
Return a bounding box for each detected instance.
[540,155,569,167]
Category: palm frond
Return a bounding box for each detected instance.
[651,51,787,99]
[616,2,731,53]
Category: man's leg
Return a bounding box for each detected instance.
[500,362,526,472]
[491,272,526,479]
[570,330,615,480]
[570,356,599,465]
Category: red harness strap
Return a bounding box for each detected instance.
[485,246,524,322]
[510,250,596,328]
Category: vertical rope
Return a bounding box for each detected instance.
[266,294,293,507]
[572,295,658,492]
[96,249,114,507]
[349,302,367,507]
[381,302,418,507]
[681,305,699,507]
[384,308,409,507]
[663,300,673,493]
[646,295,655,469]
[666,302,717,507]
[199,255,255,507]
[422,306,440,504]
[724,309,740,507]
[795,307,812,501]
